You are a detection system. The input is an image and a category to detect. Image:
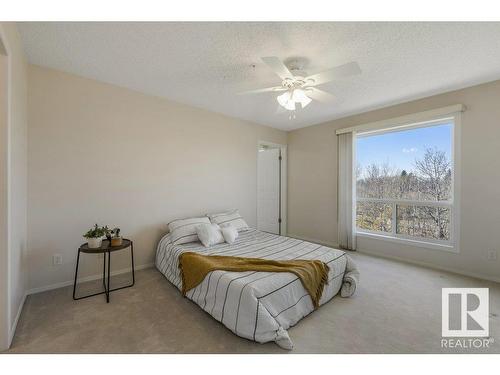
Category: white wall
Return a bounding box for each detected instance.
[287,80,500,282]
[0,22,28,350]
[27,64,287,291]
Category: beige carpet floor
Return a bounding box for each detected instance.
[6,252,500,353]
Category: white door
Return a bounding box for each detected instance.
[257,148,281,234]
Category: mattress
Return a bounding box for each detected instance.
[155,228,357,349]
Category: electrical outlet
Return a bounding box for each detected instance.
[53,254,63,266]
[487,250,498,261]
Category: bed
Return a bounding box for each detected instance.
[155,228,358,349]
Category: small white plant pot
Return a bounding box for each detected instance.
[87,237,103,249]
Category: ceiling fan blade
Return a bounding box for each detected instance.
[238,86,285,95]
[305,61,361,86]
[306,87,336,103]
[261,56,294,80]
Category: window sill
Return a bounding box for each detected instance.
[356,231,459,253]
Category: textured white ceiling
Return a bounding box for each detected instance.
[17,22,500,130]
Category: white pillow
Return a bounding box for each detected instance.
[195,223,225,248]
[168,217,211,245]
[221,224,239,244]
[207,209,250,232]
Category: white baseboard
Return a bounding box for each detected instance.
[287,233,339,248]
[26,262,154,295]
[8,293,27,347]
[356,249,500,284]
[288,233,500,284]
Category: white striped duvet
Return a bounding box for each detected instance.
[155,228,357,349]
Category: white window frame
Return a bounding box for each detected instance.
[341,105,463,253]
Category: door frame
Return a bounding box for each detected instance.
[257,141,287,236]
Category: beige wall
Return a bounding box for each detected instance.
[0,30,8,351]
[0,23,28,349]
[27,64,287,291]
[288,80,500,282]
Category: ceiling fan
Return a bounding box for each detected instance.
[239,56,361,113]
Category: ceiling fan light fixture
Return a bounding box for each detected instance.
[277,91,296,111]
[284,100,296,111]
[277,89,311,111]
[277,91,291,107]
[292,88,312,108]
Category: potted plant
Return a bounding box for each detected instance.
[102,225,112,242]
[111,227,122,246]
[83,224,105,248]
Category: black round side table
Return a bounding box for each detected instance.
[72,239,135,303]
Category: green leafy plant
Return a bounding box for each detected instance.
[83,224,106,239]
[102,225,112,241]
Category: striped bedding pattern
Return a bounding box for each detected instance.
[155,228,356,349]
[168,217,211,245]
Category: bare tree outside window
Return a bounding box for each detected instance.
[356,145,452,241]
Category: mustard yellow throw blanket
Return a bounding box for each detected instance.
[178,252,329,309]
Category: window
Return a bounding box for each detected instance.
[355,116,458,250]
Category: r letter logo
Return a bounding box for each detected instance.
[442,288,489,337]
